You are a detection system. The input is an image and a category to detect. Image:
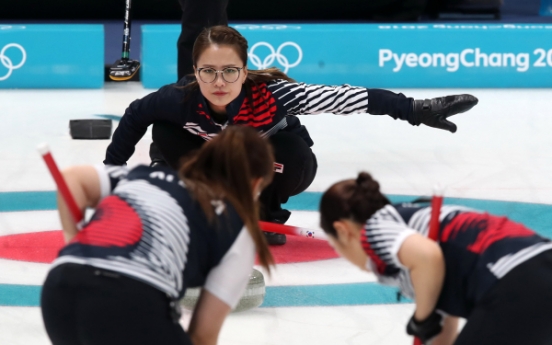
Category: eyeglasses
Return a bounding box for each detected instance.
[197,67,243,83]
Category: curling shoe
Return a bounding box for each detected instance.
[263,231,287,246]
[262,210,290,245]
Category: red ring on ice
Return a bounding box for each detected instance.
[0,231,338,264]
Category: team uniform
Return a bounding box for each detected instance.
[41,165,255,345]
[363,203,552,344]
[104,78,415,222]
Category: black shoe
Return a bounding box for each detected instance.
[150,159,168,168]
[264,209,292,225]
[263,231,287,245]
[260,208,290,245]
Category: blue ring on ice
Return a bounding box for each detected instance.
[1,190,551,307]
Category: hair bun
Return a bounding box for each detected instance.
[343,171,388,224]
[356,172,371,185]
[356,171,377,188]
[355,172,379,194]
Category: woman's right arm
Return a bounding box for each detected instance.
[397,233,446,322]
[58,165,128,242]
[104,84,185,165]
[188,290,232,345]
[57,166,102,242]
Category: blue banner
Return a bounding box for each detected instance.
[541,0,552,16]
[0,24,103,88]
[142,23,552,89]
[141,25,178,88]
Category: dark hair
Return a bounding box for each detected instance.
[183,25,295,111]
[179,125,275,272]
[319,172,391,238]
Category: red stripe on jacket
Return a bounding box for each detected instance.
[73,196,143,247]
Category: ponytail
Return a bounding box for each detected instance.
[179,126,275,272]
[319,172,390,238]
[246,67,295,84]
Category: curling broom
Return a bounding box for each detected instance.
[259,221,327,241]
[37,143,324,240]
[37,143,84,224]
[109,0,140,81]
[414,185,444,345]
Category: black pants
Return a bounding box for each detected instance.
[41,264,190,345]
[151,122,317,223]
[177,0,228,79]
[454,249,552,345]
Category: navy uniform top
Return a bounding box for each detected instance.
[51,165,255,308]
[362,203,552,318]
[104,78,416,165]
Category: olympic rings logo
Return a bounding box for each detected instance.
[248,42,303,73]
[0,43,26,81]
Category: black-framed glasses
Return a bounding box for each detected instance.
[197,67,243,83]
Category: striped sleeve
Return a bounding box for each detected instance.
[93,164,130,199]
[363,205,417,275]
[266,80,368,116]
[363,205,418,299]
[407,205,473,238]
[488,242,552,279]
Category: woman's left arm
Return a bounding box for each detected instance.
[268,81,369,116]
[397,233,445,321]
[189,227,256,344]
[188,290,231,345]
[268,81,477,133]
[268,81,416,119]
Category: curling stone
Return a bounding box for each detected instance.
[181,268,265,313]
[69,119,112,139]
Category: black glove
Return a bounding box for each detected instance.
[413,94,478,133]
[406,311,443,344]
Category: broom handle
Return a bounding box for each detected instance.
[121,0,133,60]
[259,221,327,240]
[414,185,443,345]
[428,186,443,242]
[38,144,324,240]
[37,143,84,224]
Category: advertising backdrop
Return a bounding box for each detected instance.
[142,23,552,89]
[0,25,104,88]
